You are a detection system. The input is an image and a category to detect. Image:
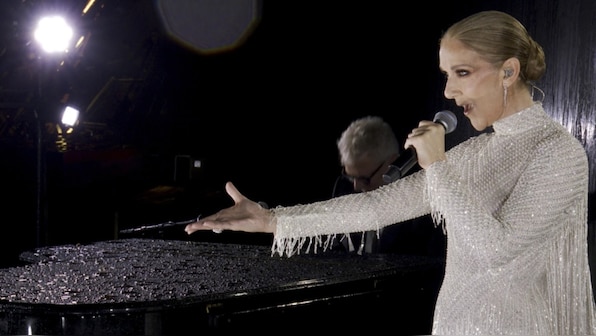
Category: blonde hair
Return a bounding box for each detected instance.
[441,10,546,84]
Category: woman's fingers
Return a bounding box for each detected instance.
[225,182,245,204]
[404,121,446,169]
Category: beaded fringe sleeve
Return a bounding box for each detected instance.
[270,103,596,335]
[271,169,432,256]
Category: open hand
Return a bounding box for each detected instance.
[184,182,275,235]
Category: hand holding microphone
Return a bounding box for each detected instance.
[405,110,457,168]
[383,110,457,182]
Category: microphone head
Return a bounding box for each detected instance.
[433,110,457,134]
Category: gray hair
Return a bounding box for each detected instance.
[337,116,400,166]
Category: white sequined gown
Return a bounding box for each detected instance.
[270,103,596,335]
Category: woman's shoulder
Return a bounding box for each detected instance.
[536,124,588,163]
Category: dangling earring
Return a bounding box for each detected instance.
[531,84,545,102]
[503,85,508,107]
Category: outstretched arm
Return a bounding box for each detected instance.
[184,182,276,235]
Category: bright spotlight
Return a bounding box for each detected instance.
[34,16,74,53]
[61,106,79,127]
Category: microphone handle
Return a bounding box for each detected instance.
[398,148,418,177]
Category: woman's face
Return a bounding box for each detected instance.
[439,38,505,131]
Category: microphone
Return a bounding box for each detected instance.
[383,110,457,183]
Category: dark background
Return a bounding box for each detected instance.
[0,0,594,267]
